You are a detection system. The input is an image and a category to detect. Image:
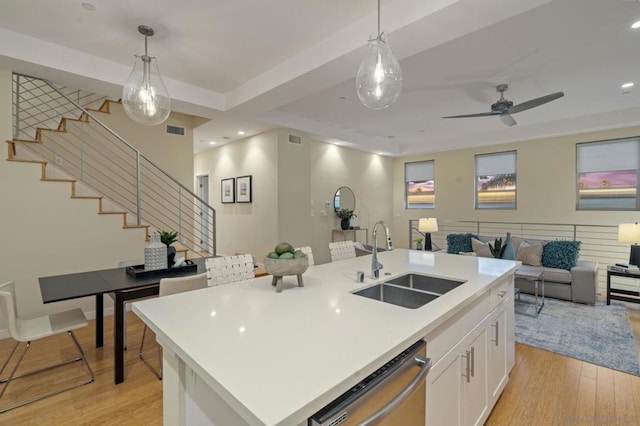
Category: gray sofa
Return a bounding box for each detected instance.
[472,235,599,305]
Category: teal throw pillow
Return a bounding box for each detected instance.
[542,240,581,270]
[447,233,479,254]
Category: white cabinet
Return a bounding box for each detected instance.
[426,275,514,426]
[426,317,489,426]
[488,301,508,402]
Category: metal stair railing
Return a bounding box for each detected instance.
[408,219,622,294]
[11,73,216,257]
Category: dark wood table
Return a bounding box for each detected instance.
[607,265,640,305]
[39,258,207,384]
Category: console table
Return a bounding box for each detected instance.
[332,228,368,244]
[607,266,640,305]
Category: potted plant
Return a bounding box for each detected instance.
[414,237,424,250]
[158,230,178,267]
[336,208,357,230]
[488,237,506,259]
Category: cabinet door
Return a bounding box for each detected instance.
[426,348,463,426]
[488,302,508,403]
[462,326,488,426]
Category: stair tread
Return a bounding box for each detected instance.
[7,158,47,164]
[71,195,102,199]
[98,211,127,215]
[123,224,150,229]
[8,139,40,144]
[42,178,76,182]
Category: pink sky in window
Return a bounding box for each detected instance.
[579,170,637,187]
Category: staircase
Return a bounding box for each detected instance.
[7,73,216,259]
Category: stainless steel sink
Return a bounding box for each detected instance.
[352,283,440,309]
[384,273,465,296]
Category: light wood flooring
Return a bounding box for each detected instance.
[0,306,639,425]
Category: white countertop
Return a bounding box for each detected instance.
[132,249,519,426]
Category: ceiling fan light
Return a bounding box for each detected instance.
[356,33,403,110]
[122,26,171,126]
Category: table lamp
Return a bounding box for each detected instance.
[418,218,438,251]
[618,223,640,266]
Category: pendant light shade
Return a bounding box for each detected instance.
[356,1,403,110]
[122,25,171,126]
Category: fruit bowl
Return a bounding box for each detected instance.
[264,256,309,276]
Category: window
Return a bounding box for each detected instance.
[405,160,434,209]
[577,138,639,210]
[475,151,517,209]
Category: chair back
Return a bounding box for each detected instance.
[329,241,356,262]
[295,246,315,266]
[158,273,208,298]
[206,255,255,286]
[0,282,20,340]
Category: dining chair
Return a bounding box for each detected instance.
[295,246,315,266]
[139,272,208,379]
[329,241,356,262]
[117,258,144,350]
[205,254,255,286]
[0,281,94,413]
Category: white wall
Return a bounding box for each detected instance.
[194,130,395,265]
[392,126,640,249]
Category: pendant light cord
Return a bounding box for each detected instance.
[377,0,381,38]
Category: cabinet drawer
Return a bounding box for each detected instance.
[490,277,511,310]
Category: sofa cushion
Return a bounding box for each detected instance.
[446,233,478,254]
[542,240,581,270]
[516,241,543,267]
[471,238,493,258]
[542,266,572,284]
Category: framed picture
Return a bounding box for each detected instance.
[221,178,235,203]
[236,175,252,203]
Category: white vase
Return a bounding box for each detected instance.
[144,233,168,271]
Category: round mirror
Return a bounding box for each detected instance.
[334,186,356,213]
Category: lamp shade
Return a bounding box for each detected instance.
[418,218,438,233]
[122,55,171,125]
[618,223,640,243]
[356,32,403,110]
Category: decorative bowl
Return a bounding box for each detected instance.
[264,256,309,276]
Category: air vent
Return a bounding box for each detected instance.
[166,125,185,136]
[288,134,302,144]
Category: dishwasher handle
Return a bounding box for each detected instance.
[358,355,433,426]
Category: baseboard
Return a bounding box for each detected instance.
[0,305,122,340]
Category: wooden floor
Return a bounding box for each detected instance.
[0,306,639,425]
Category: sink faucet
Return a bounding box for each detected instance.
[371,221,393,279]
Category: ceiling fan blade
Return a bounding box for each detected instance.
[499,114,517,127]
[442,112,497,119]
[509,91,564,114]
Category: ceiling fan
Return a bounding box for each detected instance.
[442,84,564,127]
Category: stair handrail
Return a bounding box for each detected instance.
[14,73,216,255]
[29,75,215,227]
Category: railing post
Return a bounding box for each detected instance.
[14,74,20,139]
[136,152,141,226]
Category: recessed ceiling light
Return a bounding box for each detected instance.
[223,136,231,140]
[622,82,635,89]
[209,141,216,145]
[338,96,347,101]
[237,131,245,135]
[632,20,640,29]
[81,2,96,11]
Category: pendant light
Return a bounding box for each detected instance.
[356,0,403,110]
[122,25,171,125]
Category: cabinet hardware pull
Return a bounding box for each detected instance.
[359,355,432,425]
[470,346,475,378]
[498,290,507,297]
[461,350,471,383]
[491,321,499,346]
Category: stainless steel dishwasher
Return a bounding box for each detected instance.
[308,340,432,426]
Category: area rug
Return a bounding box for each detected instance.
[515,294,640,376]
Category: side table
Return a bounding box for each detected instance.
[607,266,640,305]
[515,266,545,317]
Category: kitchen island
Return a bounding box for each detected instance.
[132,249,519,425]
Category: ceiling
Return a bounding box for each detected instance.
[1,0,640,156]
